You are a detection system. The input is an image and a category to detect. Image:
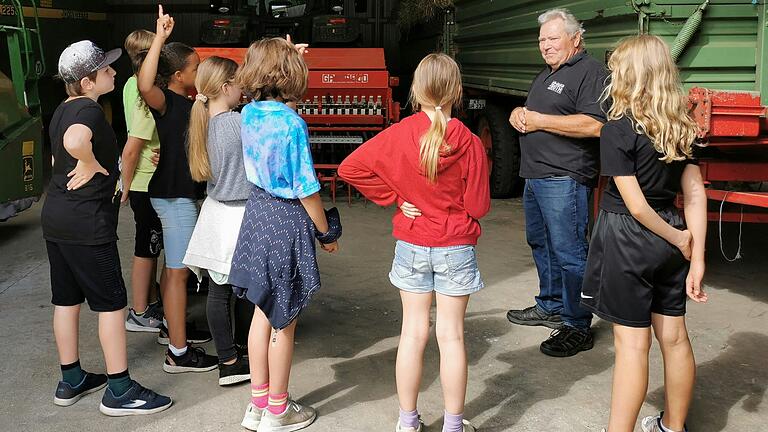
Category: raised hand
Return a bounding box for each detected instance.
[156,4,174,39]
[286,34,309,55]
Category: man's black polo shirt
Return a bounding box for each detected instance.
[519,50,609,187]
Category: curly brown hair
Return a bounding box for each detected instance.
[235,37,307,102]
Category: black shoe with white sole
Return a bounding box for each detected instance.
[219,355,250,386]
[54,372,107,407]
[163,346,218,374]
[99,380,172,416]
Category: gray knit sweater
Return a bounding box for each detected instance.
[206,111,251,201]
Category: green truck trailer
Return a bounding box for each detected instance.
[0,0,110,220]
[0,0,44,220]
[446,0,768,205]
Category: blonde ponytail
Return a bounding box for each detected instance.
[187,56,238,182]
[408,53,463,183]
[188,96,211,181]
[419,107,448,183]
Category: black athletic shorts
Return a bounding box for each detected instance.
[47,241,128,312]
[580,208,689,328]
[128,191,163,258]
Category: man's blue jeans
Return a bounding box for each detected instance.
[523,177,592,330]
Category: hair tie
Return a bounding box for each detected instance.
[435,105,442,111]
[195,93,208,103]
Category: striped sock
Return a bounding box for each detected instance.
[267,392,289,415]
[251,382,269,409]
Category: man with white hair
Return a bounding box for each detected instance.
[507,8,608,357]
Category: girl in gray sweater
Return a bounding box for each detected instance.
[183,56,254,386]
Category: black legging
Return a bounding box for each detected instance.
[207,280,254,362]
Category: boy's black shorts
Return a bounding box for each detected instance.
[580,208,689,328]
[128,191,163,258]
[47,241,127,312]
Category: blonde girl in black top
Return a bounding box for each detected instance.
[580,35,707,432]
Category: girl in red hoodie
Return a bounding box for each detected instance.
[339,53,490,432]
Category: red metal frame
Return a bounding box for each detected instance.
[688,88,768,222]
[595,88,768,224]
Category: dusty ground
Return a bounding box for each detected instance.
[1,197,766,431]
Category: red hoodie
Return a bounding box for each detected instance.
[338,111,490,247]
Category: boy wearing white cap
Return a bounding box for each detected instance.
[43,40,172,416]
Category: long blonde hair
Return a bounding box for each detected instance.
[188,56,238,182]
[601,35,697,162]
[235,37,308,102]
[409,53,463,183]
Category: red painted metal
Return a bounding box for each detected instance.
[195,46,401,164]
[685,88,768,224]
[706,189,768,208]
[688,88,766,139]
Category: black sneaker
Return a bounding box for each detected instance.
[540,326,594,357]
[219,355,251,386]
[163,346,218,374]
[99,380,172,416]
[53,372,107,406]
[235,344,249,359]
[157,322,212,345]
[506,305,564,329]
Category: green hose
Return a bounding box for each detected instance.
[670,0,709,62]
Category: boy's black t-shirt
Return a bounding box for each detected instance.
[148,88,205,199]
[42,97,120,245]
[599,116,696,214]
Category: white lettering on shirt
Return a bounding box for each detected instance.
[547,81,565,94]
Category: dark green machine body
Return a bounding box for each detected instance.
[0,0,110,220]
[451,0,766,101]
[443,0,766,198]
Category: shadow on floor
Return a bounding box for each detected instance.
[647,331,768,432]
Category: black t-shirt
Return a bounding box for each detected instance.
[148,88,205,199]
[600,116,696,214]
[519,50,609,186]
[42,98,120,245]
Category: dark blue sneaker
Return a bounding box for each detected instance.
[54,372,107,407]
[99,380,172,416]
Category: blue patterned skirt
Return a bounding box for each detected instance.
[229,186,321,330]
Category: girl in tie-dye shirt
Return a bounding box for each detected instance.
[228,37,340,432]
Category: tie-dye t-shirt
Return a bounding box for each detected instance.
[241,100,320,199]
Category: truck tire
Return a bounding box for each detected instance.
[476,103,521,198]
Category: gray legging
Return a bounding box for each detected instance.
[207,279,254,362]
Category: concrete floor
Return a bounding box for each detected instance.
[1,197,766,432]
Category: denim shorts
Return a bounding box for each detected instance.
[150,198,198,269]
[389,240,484,296]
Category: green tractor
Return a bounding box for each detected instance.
[0,0,44,220]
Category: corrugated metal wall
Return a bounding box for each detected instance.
[453,0,763,98]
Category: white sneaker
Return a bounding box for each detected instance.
[395,418,423,432]
[256,400,317,432]
[461,419,476,432]
[241,402,263,431]
[641,412,688,432]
